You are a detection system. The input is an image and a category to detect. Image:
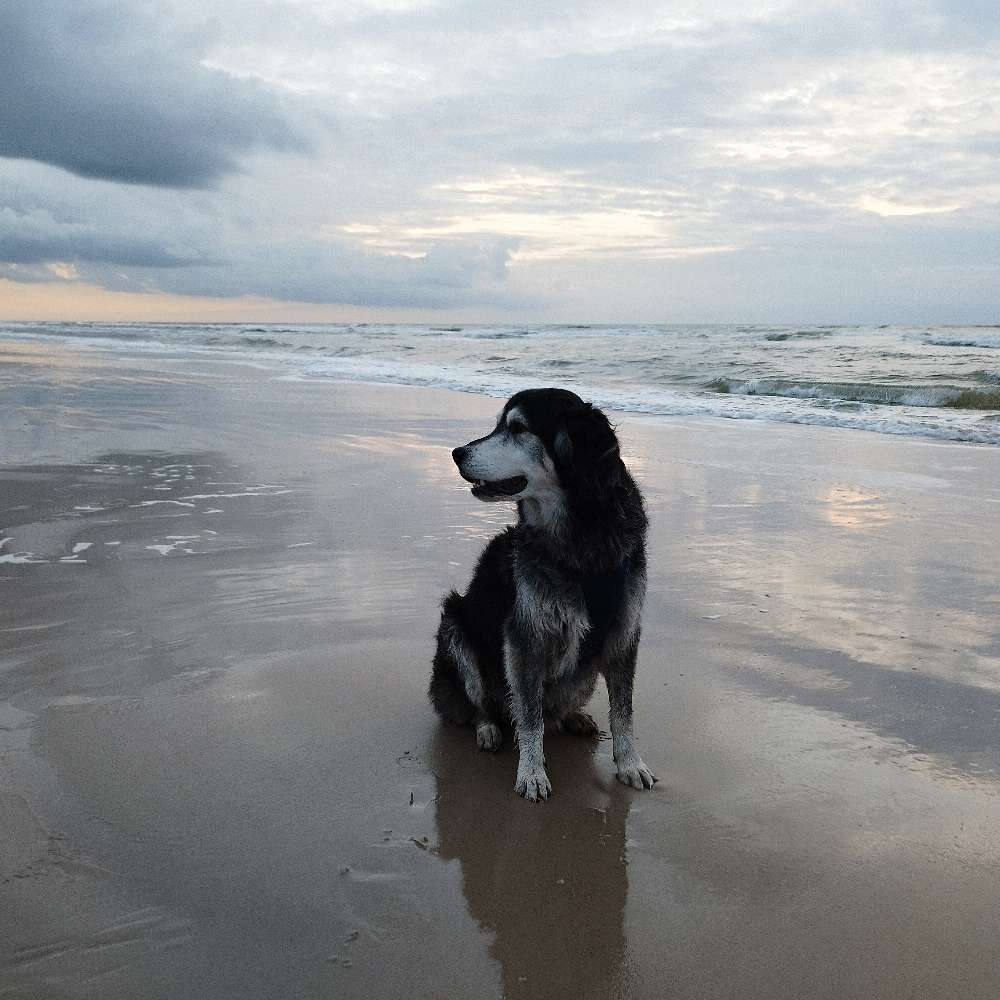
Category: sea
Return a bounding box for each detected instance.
[4,321,1000,446]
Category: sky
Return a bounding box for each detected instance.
[1,0,998,324]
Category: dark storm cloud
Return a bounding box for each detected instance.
[0,1,304,188]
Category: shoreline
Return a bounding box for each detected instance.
[3,326,1000,449]
[3,342,1000,999]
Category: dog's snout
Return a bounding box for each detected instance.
[452,446,468,466]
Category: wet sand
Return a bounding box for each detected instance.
[2,338,1000,999]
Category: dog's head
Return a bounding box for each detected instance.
[451,388,622,504]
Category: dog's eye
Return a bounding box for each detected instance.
[507,420,526,435]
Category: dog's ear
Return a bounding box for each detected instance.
[554,424,575,465]
[554,403,622,491]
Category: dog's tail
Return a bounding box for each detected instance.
[428,591,477,727]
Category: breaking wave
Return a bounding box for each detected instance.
[920,331,1000,349]
[706,378,1000,410]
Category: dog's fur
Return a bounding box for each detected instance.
[429,388,656,801]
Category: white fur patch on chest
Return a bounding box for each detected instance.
[513,577,589,680]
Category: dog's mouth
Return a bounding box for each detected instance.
[466,475,528,499]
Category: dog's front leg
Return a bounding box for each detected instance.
[504,631,551,801]
[606,640,656,790]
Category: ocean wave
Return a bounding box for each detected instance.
[763,330,834,341]
[705,378,1000,410]
[239,336,285,348]
[200,333,294,350]
[285,358,1000,445]
[6,321,1000,446]
[922,333,1000,349]
[464,329,534,340]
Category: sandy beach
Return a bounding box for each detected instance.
[2,337,1000,1000]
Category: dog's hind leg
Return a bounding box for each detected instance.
[429,651,475,726]
[429,593,477,727]
[431,592,503,751]
[546,670,600,737]
[557,711,600,737]
[474,711,502,752]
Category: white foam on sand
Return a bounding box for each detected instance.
[145,543,181,556]
[131,500,196,508]
[0,538,47,564]
[178,489,295,500]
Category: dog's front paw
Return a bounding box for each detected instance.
[515,764,552,802]
[615,755,657,790]
[476,722,502,752]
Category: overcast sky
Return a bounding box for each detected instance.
[1,0,998,323]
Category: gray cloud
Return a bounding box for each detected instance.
[1,0,998,319]
[0,157,529,310]
[88,235,527,311]
[0,209,209,268]
[0,1,305,187]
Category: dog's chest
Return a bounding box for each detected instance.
[516,560,630,679]
[549,603,590,680]
[578,559,630,663]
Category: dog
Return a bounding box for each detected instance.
[429,388,656,801]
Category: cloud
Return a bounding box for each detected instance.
[0,0,998,319]
[0,157,530,310]
[90,235,527,311]
[0,1,305,187]
[0,159,222,270]
[0,207,209,268]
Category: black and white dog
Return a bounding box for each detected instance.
[429,388,656,801]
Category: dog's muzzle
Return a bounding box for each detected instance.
[452,447,527,500]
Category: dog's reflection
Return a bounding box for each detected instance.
[431,725,630,1000]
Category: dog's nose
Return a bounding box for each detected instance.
[452,446,467,466]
